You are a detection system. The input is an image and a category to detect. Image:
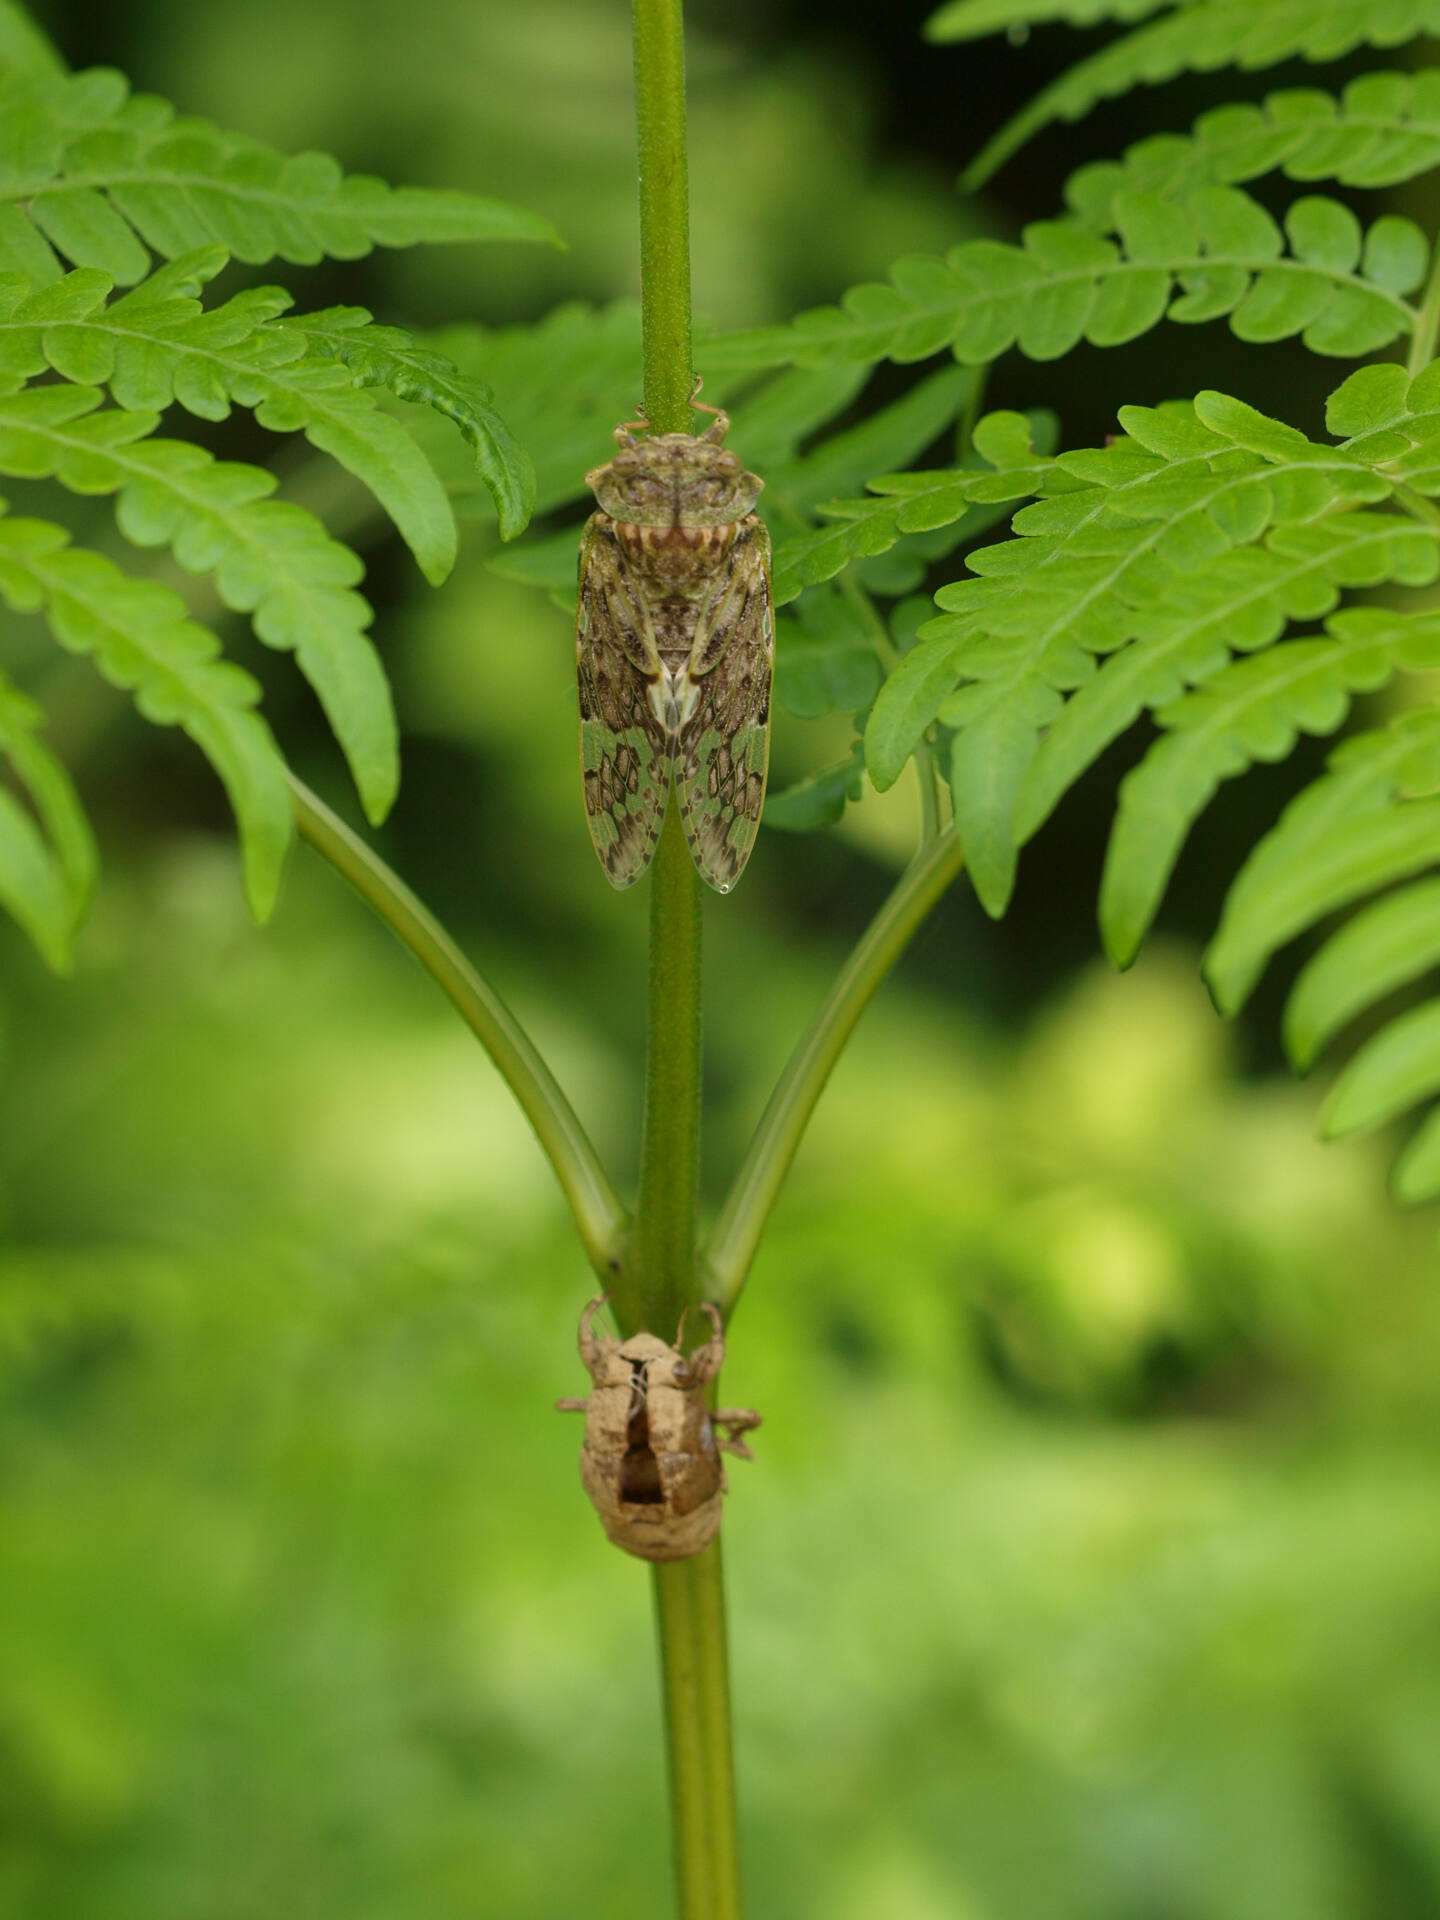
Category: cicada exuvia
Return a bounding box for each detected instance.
[576,396,772,894]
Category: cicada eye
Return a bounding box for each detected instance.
[716,453,741,475]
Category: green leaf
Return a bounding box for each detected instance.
[0,63,560,280]
[1320,1000,1440,1138]
[949,698,1053,916]
[0,670,97,969]
[484,525,581,593]
[725,364,871,472]
[0,386,399,825]
[1206,714,1440,1013]
[776,593,883,721]
[706,189,1416,375]
[1065,74,1440,220]
[1391,1103,1440,1202]
[766,364,980,513]
[872,392,1405,911]
[0,260,460,586]
[279,308,535,542]
[28,184,151,283]
[763,742,865,832]
[1102,619,1439,968]
[926,0,1171,38]
[0,506,293,918]
[0,785,72,968]
[866,627,968,790]
[0,0,66,77]
[1018,512,1430,844]
[244,360,457,588]
[773,473,977,608]
[771,407,1056,607]
[1284,879,1440,1069]
[957,0,1440,189]
[420,302,646,523]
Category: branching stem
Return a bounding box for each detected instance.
[290,777,626,1278]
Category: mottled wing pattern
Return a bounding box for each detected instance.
[576,515,671,887]
[675,515,773,893]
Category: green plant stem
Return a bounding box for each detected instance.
[625,805,703,1337]
[916,748,943,843]
[1396,483,1440,531]
[653,1543,743,1920]
[629,9,741,1920]
[290,776,626,1279]
[1409,241,1440,378]
[704,828,966,1314]
[632,0,693,433]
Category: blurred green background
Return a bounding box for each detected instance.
[4,3,1440,1917]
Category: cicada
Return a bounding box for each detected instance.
[576,397,772,894]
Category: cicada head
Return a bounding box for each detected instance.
[586,413,763,528]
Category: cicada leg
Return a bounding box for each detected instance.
[713,1408,761,1460]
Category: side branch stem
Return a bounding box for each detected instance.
[1409,240,1440,378]
[290,777,626,1278]
[704,829,965,1313]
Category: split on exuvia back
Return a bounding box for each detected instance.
[575,393,774,894]
[556,1295,762,1562]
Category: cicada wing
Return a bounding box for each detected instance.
[675,516,773,894]
[576,516,672,888]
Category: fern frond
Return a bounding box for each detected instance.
[0,384,398,823]
[724,364,873,472]
[0,0,62,79]
[0,668,96,967]
[763,741,866,831]
[1207,712,1440,1012]
[1068,72,1440,223]
[955,0,1440,189]
[1284,878,1440,1069]
[0,253,463,579]
[765,364,978,512]
[1201,713,1440,1202]
[277,307,535,542]
[770,407,1055,605]
[0,63,560,287]
[773,475,978,607]
[1017,510,1434,843]
[926,0,1171,38]
[1101,606,1440,964]
[421,303,645,525]
[866,395,1394,913]
[775,593,886,721]
[1320,999,1440,1141]
[706,189,1423,377]
[0,505,293,917]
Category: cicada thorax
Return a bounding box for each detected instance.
[612,515,746,594]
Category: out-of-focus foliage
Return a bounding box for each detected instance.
[1,851,1437,1920]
